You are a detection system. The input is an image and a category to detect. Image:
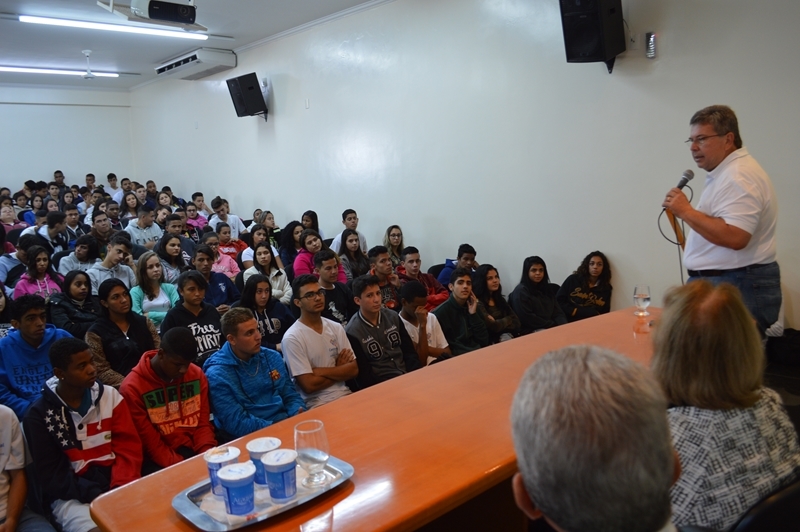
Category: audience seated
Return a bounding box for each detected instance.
[124,204,162,250]
[36,211,69,255]
[436,243,478,287]
[57,234,101,275]
[432,268,489,356]
[104,200,124,231]
[189,193,212,222]
[155,233,188,284]
[556,251,612,322]
[312,250,357,326]
[330,209,367,254]
[63,204,89,249]
[112,177,132,204]
[0,206,27,233]
[282,274,357,408]
[233,274,295,352]
[120,327,217,475]
[511,345,679,532]
[398,281,451,366]
[191,245,240,315]
[345,275,421,387]
[208,196,247,239]
[301,210,324,239]
[338,228,371,281]
[12,245,63,300]
[181,204,205,241]
[204,308,305,439]
[201,232,239,280]
[119,191,139,223]
[279,220,304,281]
[294,229,346,283]
[87,234,136,292]
[509,256,567,334]
[396,246,448,311]
[130,251,180,331]
[47,271,102,338]
[652,281,800,530]
[366,246,401,311]
[241,223,282,270]
[472,264,520,344]
[382,225,404,268]
[0,234,36,290]
[216,222,248,260]
[0,296,72,419]
[88,209,115,258]
[86,279,159,388]
[0,403,56,531]
[24,338,142,532]
[242,242,292,305]
[163,213,196,265]
[160,271,223,367]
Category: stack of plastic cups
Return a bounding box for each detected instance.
[217,462,257,515]
[262,449,298,502]
[246,437,281,486]
[203,446,241,496]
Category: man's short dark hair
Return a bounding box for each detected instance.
[291,274,321,302]
[210,196,224,210]
[352,274,380,299]
[690,104,743,149]
[107,173,117,181]
[165,214,182,225]
[91,207,108,223]
[367,245,388,264]
[108,234,132,250]
[161,186,172,192]
[193,244,214,261]
[16,234,39,252]
[49,338,90,371]
[146,180,155,186]
[86,173,95,179]
[313,249,337,268]
[457,244,476,258]
[450,267,472,285]
[46,211,67,229]
[36,181,48,190]
[11,294,46,322]
[24,180,37,191]
[400,280,427,303]
[47,181,59,189]
[400,246,419,261]
[341,209,356,221]
[63,203,79,213]
[192,192,203,201]
[120,177,130,184]
[137,204,154,216]
[35,210,48,220]
[221,307,255,338]
[161,328,198,362]
[13,191,28,201]
[177,270,208,291]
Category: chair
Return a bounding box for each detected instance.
[728,478,800,532]
[427,263,446,279]
[5,228,23,247]
[51,249,72,270]
[323,238,333,248]
[239,232,252,248]
[235,250,245,270]
[234,270,244,293]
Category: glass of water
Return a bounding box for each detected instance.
[633,285,651,316]
[295,420,330,488]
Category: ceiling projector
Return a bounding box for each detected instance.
[130,0,196,24]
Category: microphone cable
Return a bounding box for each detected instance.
[657,185,693,285]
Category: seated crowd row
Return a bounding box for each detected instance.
[0,171,795,532]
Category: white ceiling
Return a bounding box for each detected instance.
[0,0,381,90]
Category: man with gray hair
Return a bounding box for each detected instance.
[510,345,681,532]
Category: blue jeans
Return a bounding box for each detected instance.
[0,507,56,532]
[689,261,781,334]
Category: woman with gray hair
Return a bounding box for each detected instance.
[652,280,800,530]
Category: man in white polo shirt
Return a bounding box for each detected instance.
[662,105,779,334]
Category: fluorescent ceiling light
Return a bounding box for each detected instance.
[19,15,208,40]
[0,66,119,78]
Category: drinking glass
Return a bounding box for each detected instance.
[295,420,330,488]
[633,285,651,316]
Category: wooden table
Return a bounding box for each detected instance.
[91,308,658,531]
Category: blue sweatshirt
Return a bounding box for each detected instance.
[0,324,73,419]
[203,342,305,438]
[204,272,240,308]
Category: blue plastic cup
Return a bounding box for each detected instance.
[261,449,298,502]
[203,446,240,496]
[217,462,257,515]
[246,437,281,485]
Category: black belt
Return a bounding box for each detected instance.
[688,262,771,277]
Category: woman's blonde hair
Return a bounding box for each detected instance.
[651,281,763,409]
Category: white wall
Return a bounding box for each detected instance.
[6,0,798,325]
[0,85,134,186]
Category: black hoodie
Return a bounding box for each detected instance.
[160,301,222,367]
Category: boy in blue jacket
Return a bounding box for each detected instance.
[204,307,304,438]
[0,295,72,419]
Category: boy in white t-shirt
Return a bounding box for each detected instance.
[282,275,358,409]
[398,281,451,365]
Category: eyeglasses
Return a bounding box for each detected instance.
[300,289,325,300]
[685,134,724,146]
[389,233,402,238]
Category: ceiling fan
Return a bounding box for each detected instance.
[82,49,96,79]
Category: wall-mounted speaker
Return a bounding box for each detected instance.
[558,0,625,72]
[226,72,268,119]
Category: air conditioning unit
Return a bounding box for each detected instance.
[155,49,236,80]
[131,0,196,24]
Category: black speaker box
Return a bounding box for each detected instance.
[559,0,625,65]
[226,73,268,118]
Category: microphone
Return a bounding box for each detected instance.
[676,169,694,189]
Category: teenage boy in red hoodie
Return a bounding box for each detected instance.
[120,327,216,475]
[23,338,141,532]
